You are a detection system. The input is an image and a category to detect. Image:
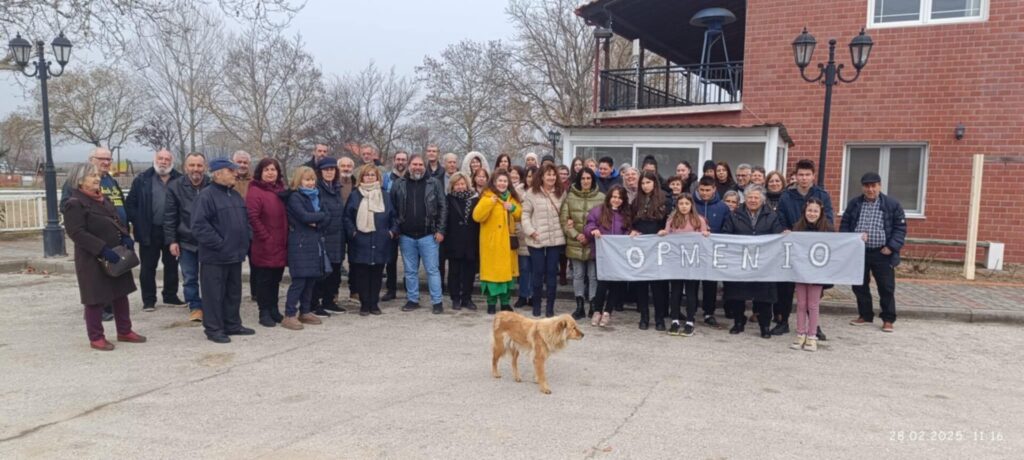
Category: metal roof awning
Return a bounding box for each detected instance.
[561,122,793,146]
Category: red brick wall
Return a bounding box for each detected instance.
[597,0,1024,263]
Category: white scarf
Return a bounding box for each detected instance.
[357,182,385,233]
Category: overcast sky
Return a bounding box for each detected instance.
[1,0,515,162]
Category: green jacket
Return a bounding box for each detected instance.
[560,185,605,260]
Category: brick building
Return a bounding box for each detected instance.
[569,0,1023,264]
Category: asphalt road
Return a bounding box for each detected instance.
[0,272,1020,459]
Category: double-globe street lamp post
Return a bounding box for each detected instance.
[547,129,561,162]
[792,28,874,187]
[8,32,73,257]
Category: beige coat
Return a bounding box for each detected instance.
[521,187,567,249]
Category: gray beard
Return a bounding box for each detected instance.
[339,172,352,179]
[409,172,424,181]
[155,165,173,176]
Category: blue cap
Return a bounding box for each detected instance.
[209,158,239,173]
[317,156,338,170]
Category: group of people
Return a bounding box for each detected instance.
[62,144,906,353]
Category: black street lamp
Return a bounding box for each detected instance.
[792,27,873,187]
[8,32,73,257]
[547,129,561,161]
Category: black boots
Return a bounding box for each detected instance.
[258,306,276,328]
[487,304,497,315]
[531,297,541,317]
[572,297,586,320]
[770,322,790,336]
[760,325,772,339]
[514,297,527,309]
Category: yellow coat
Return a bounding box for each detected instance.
[473,189,522,283]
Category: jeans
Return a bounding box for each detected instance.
[200,262,243,338]
[517,255,533,299]
[571,259,597,300]
[853,249,897,323]
[529,245,564,315]
[285,277,316,316]
[400,235,443,304]
[178,248,201,311]
[84,296,131,341]
[139,239,179,304]
[795,283,823,336]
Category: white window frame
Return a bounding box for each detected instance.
[867,0,989,29]
[634,143,705,171]
[840,143,929,218]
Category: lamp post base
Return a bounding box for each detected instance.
[43,225,66,258]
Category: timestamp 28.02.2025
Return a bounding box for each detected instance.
[889,430,1004,442]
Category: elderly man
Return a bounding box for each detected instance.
[305,143,330,170]
[359,144,380,167]
[338,156,355,204]
[843,172,907,333]
[442,152,459,191]
[191,158,253,344]
[425,144,444,178]
[126,149,183,312]
[735,163,753,192]
[165,152,210,322]
[232,150,253,198]
[392,154,447,313]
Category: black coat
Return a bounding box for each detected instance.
[390,175,447,235]
[317,179,347,264]
[286,190,329,279]
[191,182,251,265]
[840,192,908,266]
[125,167,182,245]
[721,205,785,303]
[62,190,137,305]
[163,175,210,252]
[344,189,398,265]
[443,193,480,260]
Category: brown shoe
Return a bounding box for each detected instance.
[850,317,871,326]
[281,316,304,330]
[116,331,147,343]
[90,338,115,351]
[298,313,322,325]
[189,310,203,322]
[881,322,894,333]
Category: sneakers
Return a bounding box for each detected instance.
[681,324,695,337]
[881,322,894,333]
[142,302,156,312]
[116,331,147,343]
[298,313,322,325]
[599,312,611,327]
[312,307,332,317]
[464,300,478,311]
[591,311,602,327]
[101,310,114,322]
[322,303,346,313]
[90,338,115,351]
[401,301,421,312]
[804,337,818,351]
[668,322,681,336]
[189,310,203,322]
[790,334,806,350]
[770,322,790,336]
[281,316,304,330]
[432,303,443,314]
[850,317,871,326]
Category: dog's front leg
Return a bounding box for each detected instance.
[533,346,551,394]
[511,348,522,382]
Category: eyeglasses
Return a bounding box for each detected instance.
[91,157,113,163]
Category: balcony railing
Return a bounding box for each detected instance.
[599,61,743,112]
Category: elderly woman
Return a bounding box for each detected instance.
[444,172,480,310]
[721,184,785,338]
[344,164,398,316]
[63,164,145,350]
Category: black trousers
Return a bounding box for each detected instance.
[773,282,795,323]
[447,257,477,303]
[853,249,898,323]
[352,263,384,311]
[314,262,343,306]
[251,266,284,312]
[730,300,772,329]
[636,280,669,325]
[699,280,718,316]
[138,237,179,304]
[201,262,242,337]
[593,280,624,314]
[669,279,701,323]
[385,245,398,294]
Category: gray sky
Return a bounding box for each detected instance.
[1,0,515,163]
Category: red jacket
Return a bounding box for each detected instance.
[246,179,288,268]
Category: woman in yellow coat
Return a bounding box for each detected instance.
[473,169,522,314]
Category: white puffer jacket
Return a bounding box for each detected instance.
[521,188,567,249]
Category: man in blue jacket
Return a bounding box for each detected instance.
[772,159,835,338]
[595,156,623,193]
[191,158,253,343]
[842,172,907,333]
[694,176,730,327]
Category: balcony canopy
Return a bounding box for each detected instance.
[576,0,747,65]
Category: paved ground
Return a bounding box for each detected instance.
[0,269,1021,459]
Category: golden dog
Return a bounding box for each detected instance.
[491,311,584,394]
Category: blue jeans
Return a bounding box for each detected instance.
[400,235,442,304]
[285,277,316,316]
[517,255,533,299]
[179,248,201,311]
[529,245,564,314]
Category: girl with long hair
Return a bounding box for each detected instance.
[664,193,710,337]
[790,198,833,351]
[583,185,631,327]
[629,171,671,330]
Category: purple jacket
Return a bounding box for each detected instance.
[584,206,628,260]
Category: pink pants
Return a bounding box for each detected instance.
[794,283,823,336]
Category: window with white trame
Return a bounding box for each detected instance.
[869,0,987,27]
[842,144,928,217]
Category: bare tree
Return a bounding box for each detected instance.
[367,67,419,161]
[43,67,140,150]
[208,28,325,167]
[133,112,181,153]
[0,111,42,171]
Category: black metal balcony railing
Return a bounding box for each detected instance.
[599,61,743,112]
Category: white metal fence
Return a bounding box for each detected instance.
[0,190,61,232]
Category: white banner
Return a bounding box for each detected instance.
[596,233,865,284]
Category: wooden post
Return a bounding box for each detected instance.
[964,153,984,280]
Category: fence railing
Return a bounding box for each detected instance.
[599,61,743,111]
[0,190,58,232]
